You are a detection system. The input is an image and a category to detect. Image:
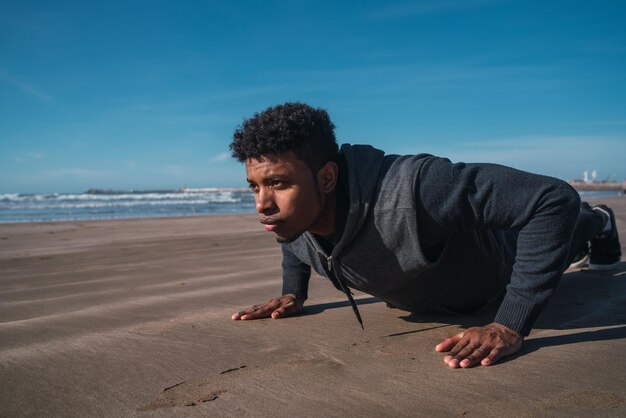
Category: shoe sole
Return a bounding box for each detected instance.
[568,255,589,269]
[589,261,621,271]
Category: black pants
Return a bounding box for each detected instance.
[566,202,606,263]
[436,201,606,315]
[497,201,605,271]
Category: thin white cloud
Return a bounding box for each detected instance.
[14,152,46,163]
[0,68,53,103]
[211,152,231,162]
[43,168,110,178]
[402,134,626,180]
[160,165,188,176]
[117,83,291,117]
[272,62,563,97]
[590,120,626,127]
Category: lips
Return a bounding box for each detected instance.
[260,218,281,232]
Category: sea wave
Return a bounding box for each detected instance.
[0,190,255,222]
[3,200,245,210]
[0,191,245,202]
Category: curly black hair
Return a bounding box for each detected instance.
[230,102,338,171]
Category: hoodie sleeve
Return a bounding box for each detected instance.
[415,156,580,335]
[281,243,311,301]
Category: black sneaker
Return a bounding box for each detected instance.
[568,202,592,269]
[568,244,589,269]
[589,205,622,270]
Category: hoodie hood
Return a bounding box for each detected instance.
[306,144,386,329]
[331,144,386,257]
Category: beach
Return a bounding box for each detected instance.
[1,198,625,417]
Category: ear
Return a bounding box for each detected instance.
[316,161,338,194]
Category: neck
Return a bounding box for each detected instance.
[308,189,337,237]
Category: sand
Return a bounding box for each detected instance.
[1,199,625,417]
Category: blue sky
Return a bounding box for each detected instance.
[1,0,625,193]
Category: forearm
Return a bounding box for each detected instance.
[282,278,309,301]
[493,185,580,335]
[417,157,581,334]
[281,243,311,300]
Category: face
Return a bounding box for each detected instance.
[246,151,336,243]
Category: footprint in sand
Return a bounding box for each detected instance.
[285,357,345,370]
[137,367,247,411]
[139,357,345,410]
[547,390,624,410]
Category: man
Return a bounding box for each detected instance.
[229,102,622,368]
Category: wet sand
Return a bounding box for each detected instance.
[1,199,625,417]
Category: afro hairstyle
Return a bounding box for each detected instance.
[230,102,338,171]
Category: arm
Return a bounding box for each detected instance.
[416,157,580,366]
[231,243,311,321]
[280,243,311,301]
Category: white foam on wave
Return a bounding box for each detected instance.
[0,193,29,201]
[1,191,250,203]
[6,199,247,210]
[0,190,255,222]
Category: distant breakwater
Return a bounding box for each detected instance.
[568,181,625,193]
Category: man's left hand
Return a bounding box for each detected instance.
[435,322,523,368]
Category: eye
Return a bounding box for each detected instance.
[248,183,259,193]
[269,180,289,189]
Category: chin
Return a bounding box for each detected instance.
[274,230,304,244]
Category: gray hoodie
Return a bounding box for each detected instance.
[282,144,580,335]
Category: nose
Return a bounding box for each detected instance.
[255,187,277,215]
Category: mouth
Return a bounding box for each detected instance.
[260,218,281,232]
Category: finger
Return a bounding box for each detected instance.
[279,296,296,304]
[232,304,260,319]
[481,333,524,366]
[481,347,503,366]
[233,308,258,320]
[271,300,303,319]
[240,310,271,320]
[444,342,477,368]
[240,305,276,320]
[448,338,470,357]
[444,355,461,368]
[271,307,285,319]
[243,298,284,319]
[442,336,474,368]
[232,308,255,320]
[435,333,463,352]
[459,347,491,368]
[444,354,460,368]
[452,344,478,362]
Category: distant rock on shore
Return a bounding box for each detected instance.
[568,181,625,193]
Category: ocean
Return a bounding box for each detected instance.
[0,189,255,223]
[0,188,622,223]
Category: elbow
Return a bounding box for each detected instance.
[564,182,581,209]
[556,181,581,222]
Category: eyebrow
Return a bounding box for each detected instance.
[247,174,290,183]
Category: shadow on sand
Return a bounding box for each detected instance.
[302,262,626,360]
[300,297,381,317]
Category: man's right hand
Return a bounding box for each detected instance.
[231,294,304,320]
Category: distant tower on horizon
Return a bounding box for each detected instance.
[583,170,589,183]
[591,170,597,182]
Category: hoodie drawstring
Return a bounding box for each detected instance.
[327,256,364,330]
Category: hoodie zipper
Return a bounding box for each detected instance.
[326,255,364,330]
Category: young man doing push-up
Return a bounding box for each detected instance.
[229,102,622,368]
